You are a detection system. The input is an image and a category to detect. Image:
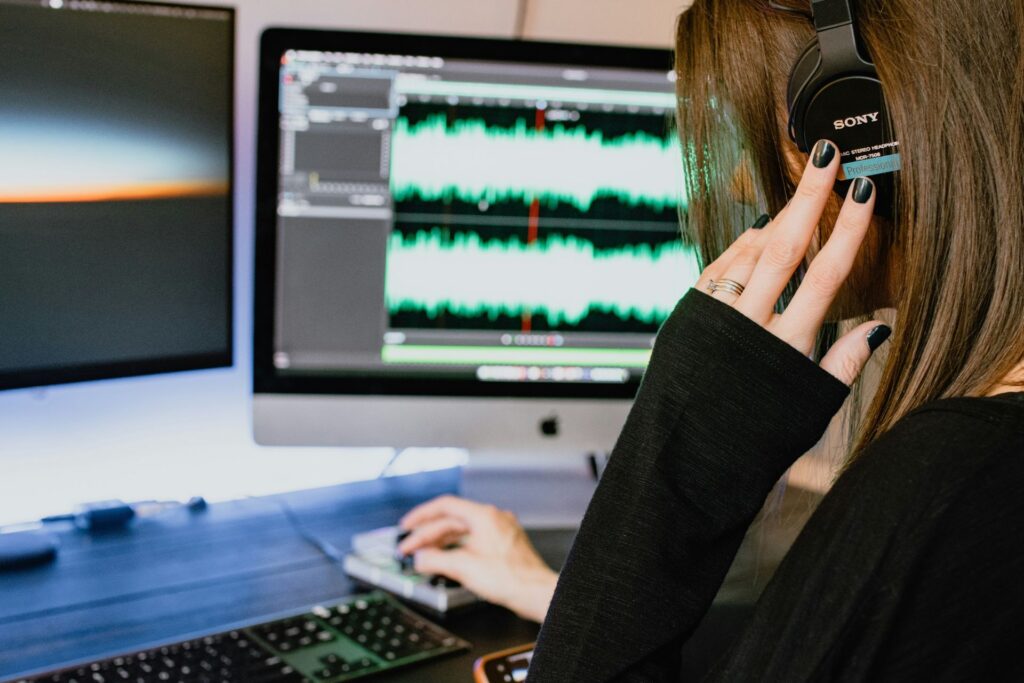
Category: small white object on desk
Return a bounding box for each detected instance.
[345,526,481,613]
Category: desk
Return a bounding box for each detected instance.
[0,469,577,682]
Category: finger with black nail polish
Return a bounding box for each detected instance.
[867,324,892,352]
[812,140,837,168]
[852,177,875,204]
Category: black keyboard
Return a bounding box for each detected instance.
[9,591,469,683]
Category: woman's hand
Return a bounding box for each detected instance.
[696,140,891,385]
[397,495,558,623]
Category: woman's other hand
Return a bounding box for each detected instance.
[696,140,892,386]
[397,495,558,623]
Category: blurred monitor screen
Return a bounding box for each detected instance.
[0,0,234,390]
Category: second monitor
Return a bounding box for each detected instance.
[254,29,698,451]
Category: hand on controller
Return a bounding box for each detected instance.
[398,495,558,623]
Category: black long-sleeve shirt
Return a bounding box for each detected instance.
[528,289,1024,682]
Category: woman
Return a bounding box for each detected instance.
[401,0,1024,679]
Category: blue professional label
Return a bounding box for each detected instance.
[843,153,902,178]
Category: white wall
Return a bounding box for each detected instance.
[0,0,685,527]
[523,0,686,47]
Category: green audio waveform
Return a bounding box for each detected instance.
[390,114,686,212]
[385,229,701,327]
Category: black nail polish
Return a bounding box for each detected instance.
[811,140,837,168]
[752,213,771,229]
[852,177,874,204]
[867,325,892,352]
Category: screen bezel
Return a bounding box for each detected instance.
[254,28,676,399]
[0,0,236,392]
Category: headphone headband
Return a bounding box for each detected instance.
[811,0,867,74]
[812,0,853,31]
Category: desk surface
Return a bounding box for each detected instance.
[0,469,577,682]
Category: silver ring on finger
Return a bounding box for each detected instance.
[710,278,746,297]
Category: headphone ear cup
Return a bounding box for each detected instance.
[787,37,823,151]
[785,30,897,218]
[801,76,895,217]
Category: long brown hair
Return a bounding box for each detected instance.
[674,0,1024,462]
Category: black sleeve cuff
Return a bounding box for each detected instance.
[642,288,851,488]
[528,289,850,683]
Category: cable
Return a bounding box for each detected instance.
[513,0,529,39]
[267,497,349,566]
[29,496,209,533]
[377,448,404,479]
[255,447,408,568]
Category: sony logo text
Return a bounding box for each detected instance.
[834,112,880,130]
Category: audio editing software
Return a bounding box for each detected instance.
[273,49,698,384]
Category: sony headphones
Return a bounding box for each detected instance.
[784,0,899,216]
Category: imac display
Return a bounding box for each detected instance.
[254,30,696,450]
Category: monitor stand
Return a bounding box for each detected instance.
[460,451,604,529]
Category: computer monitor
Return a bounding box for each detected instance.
[253,29,699,452]
[0,0,234,391]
